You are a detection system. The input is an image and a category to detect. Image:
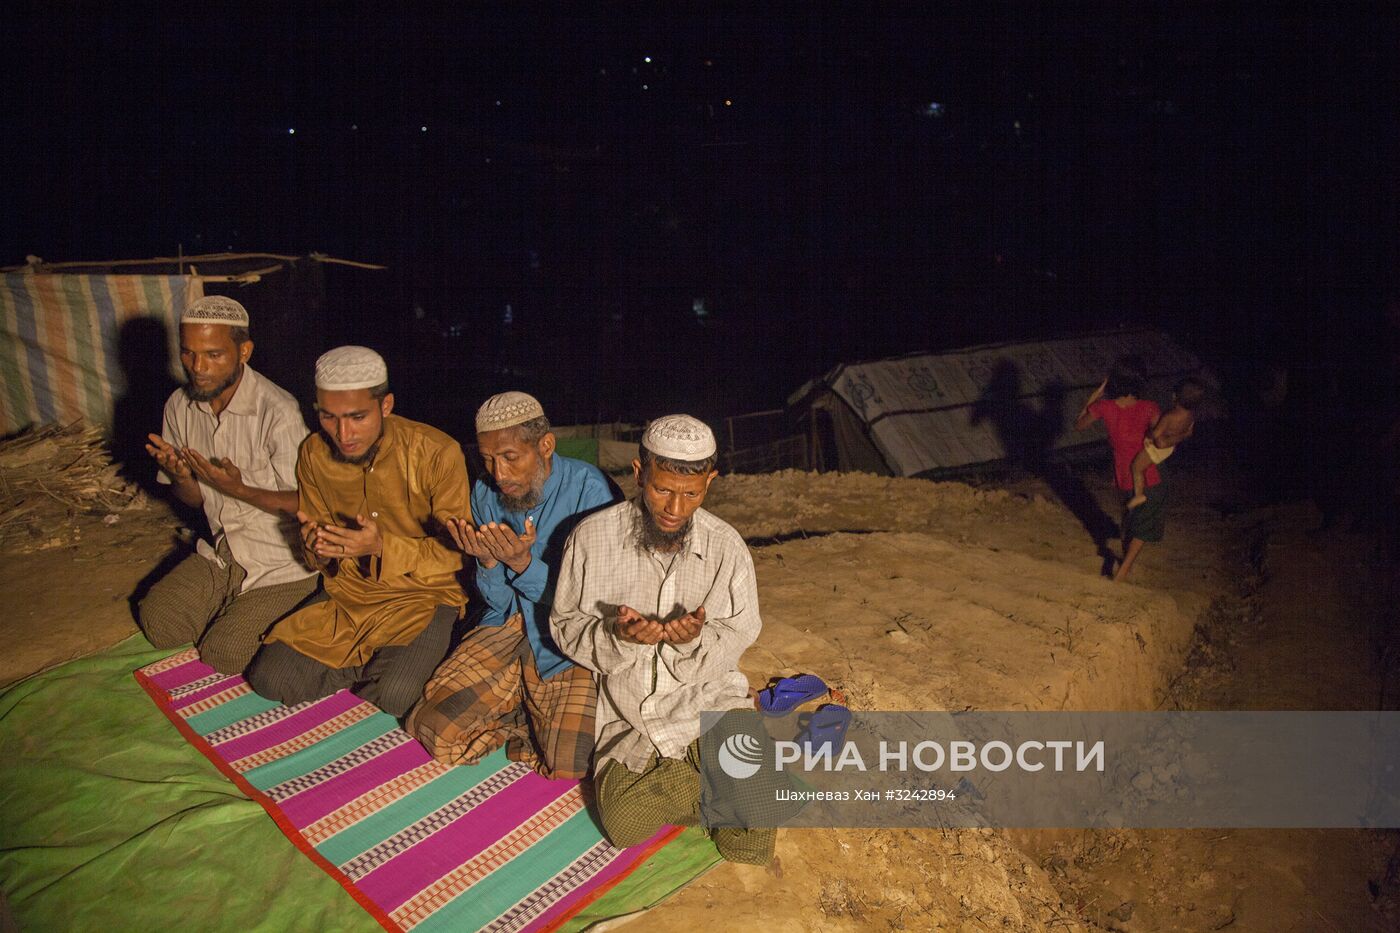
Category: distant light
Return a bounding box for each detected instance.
[495,100,502,106]
[704,59,713,66]
[288,127,296,135]
[644,56,652,63]
[421,125,428,132]
[724,99,732,107]
[923,102,945,118]
[351,123,358,130]
[642,84,649,90]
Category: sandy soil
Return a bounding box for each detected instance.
[626,470,1396,931]
[2,457,1395,931]
[1010,502,1396,933]
[0,517,174,687]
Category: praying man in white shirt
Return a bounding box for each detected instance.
[551,414,778,864]
[139,295,316,674]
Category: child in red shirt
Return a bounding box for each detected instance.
[1075,359,1166,581]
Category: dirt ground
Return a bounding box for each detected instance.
[2,447,1396,931]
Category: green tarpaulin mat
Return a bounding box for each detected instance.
[0,636,718,931]
[552,438,600,468]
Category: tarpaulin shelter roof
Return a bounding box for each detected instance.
[790,329,1211,477]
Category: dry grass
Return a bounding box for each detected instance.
[0,421,149,551]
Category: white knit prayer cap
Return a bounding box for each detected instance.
[315,346,388,391]
[475,391,546,433]
[181,295,250,327]
[642,414,717,460]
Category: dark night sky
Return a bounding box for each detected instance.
[6,4,1397,426]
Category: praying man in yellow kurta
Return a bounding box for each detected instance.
[247,346,469,717]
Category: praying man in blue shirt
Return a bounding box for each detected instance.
[408,392,618,779]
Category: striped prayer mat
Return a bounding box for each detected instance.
[135,648,685,933]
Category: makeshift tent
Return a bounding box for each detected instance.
[790,329,1211,477]
[0,273,203,436]
[0,253,385,437]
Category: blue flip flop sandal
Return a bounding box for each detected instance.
[757,674,845,717]
[796,704,852,755]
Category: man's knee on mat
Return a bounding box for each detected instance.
[594,760,681,847]
[196,628,259,676]
[137,591,201,649]
[538,727,594,782]
[246,644,322,706]
[366,676,424,720]
[597,801,664,849]
[544,758,591,782]
[362,611,459,718]
[713,827,776,865]
[244,655,287,701]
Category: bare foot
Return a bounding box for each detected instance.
[1126,494,1147,509]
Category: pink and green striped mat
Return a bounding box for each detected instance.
[135,647,712,932]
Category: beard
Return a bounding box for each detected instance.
[499,467,547,512]
[326,430,383,465]
[184,363,243,402]
[632,499,690,553]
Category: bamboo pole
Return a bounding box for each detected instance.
[3,252,387,273]
[192,263,285,283]
[307,252,389,271]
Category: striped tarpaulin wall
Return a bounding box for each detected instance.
[0,274,203,435]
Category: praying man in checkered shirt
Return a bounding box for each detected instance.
[550,415,777,865]
[407,393,618,780]
[139,295,317,675]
